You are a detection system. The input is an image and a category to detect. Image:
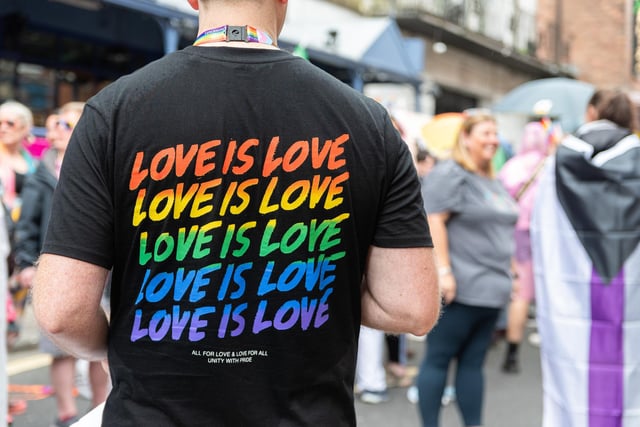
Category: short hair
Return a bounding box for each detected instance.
[452,112,497,177]
[58,101,85,116]
[0,100,33,129]
[588,89,635,130]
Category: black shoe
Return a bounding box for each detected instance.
[502,356,520,374]
[491,329,506,347]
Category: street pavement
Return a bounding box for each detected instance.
[8,307,543,426]
[354,331,543,427]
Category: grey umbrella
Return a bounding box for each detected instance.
[492,77,595,133]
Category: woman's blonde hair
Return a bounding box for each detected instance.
[452,112,497,177]
[0,100,33,129]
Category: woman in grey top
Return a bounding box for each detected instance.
[416,112,518,427]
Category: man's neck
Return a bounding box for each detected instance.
[193,25,279,49]
[196,3,280,47]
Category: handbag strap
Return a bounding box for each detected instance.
[514,157,547,201]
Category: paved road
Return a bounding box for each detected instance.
[9,306,542,426]
[355,332,543,427]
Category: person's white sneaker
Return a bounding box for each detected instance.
[406,385,419,404]
[358,390,390,404]
[75,359,92,400]
[441,385,456,406]
[528,332,541,347]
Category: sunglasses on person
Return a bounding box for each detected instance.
[0,120,16,128]
[56,120,74,131]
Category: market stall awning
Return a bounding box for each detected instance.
[279,0,424,84]
[20,0,423,85]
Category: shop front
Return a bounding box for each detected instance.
[0,0,196,124]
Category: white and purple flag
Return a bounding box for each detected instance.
[532,126,640,427]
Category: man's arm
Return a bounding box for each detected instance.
[32,253,109,361]
[361,246,440,336]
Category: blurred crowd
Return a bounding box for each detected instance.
[3,87,639,427]
[1,100,110,427]
[356,88,640,427]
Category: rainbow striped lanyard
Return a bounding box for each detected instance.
[193,25,273,46]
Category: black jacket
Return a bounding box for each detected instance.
[13,149,58,269]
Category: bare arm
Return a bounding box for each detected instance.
[427,212,457,304]
[32,253,109,361]
[361,245,440,336]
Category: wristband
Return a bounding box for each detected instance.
[438,266,452,277]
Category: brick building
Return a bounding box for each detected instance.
[330,0,640,114]
[537,0,639,90]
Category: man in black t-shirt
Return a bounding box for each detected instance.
[32,1,440,425]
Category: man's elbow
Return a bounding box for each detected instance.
[407,300,440,337]
[404,274,441,336]
[34,302,68,336]
[33,290,75,337]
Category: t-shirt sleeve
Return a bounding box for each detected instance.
[421,160,465,214]
[41,103,114,269]
[372,115,433,248]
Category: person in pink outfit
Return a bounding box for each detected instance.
[23,114,56,160]
[498,120,554,373]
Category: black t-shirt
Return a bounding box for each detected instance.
[43,46,431,426]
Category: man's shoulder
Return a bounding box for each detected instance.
[289,59,382,109]
[86,48,386,124]
[87,51,184,107]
